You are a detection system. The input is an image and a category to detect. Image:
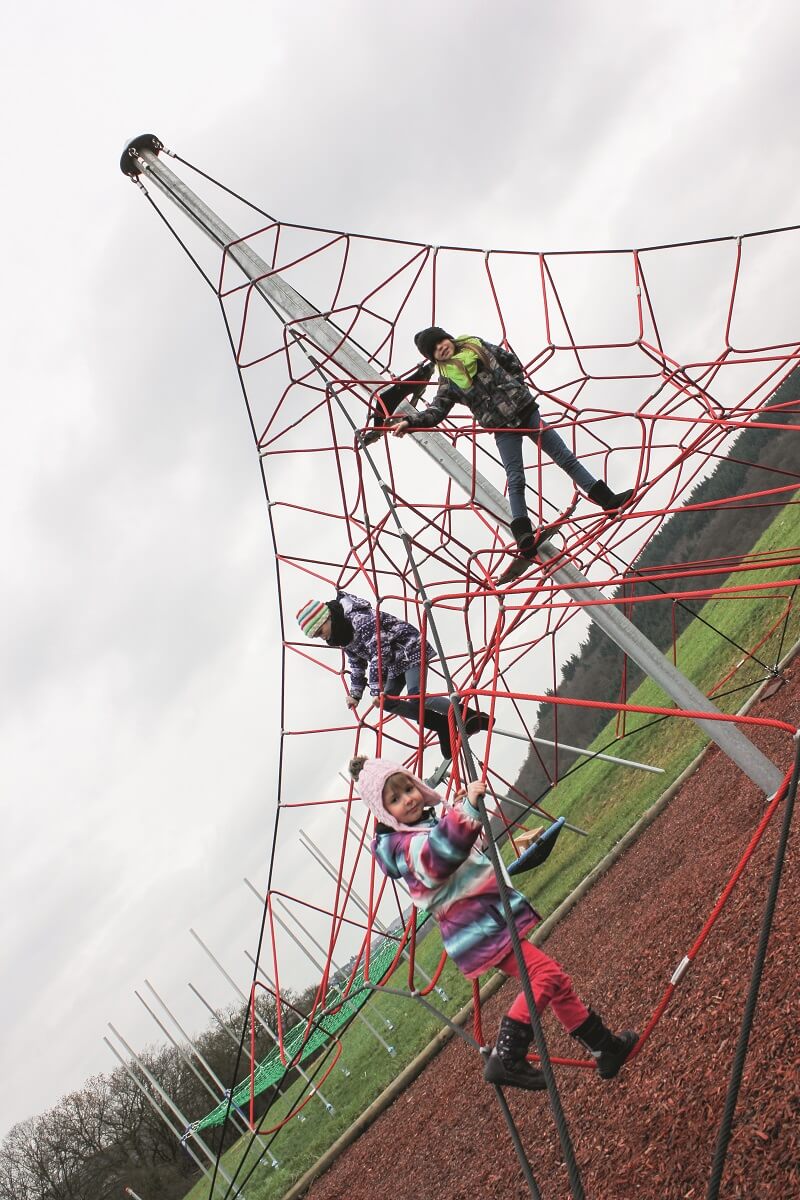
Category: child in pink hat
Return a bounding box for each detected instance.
[351,754,637,1091]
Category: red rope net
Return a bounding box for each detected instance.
[210,215,800,1082]
[144,158,800,1125]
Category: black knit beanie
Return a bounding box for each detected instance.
[414,326,454,361]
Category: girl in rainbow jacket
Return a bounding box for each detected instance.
[350,754,637,1090]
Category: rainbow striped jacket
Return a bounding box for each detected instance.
[372,801,539,979]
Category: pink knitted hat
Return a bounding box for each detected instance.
[353,757,442,832]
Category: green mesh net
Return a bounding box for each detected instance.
[191,918,429,1134]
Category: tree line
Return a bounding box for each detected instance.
[0,987,315,1200]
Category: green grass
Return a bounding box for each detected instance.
[183,497,800,1200]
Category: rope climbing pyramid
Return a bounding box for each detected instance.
[121,134,800,1199]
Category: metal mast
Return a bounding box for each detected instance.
[120,134,782,795]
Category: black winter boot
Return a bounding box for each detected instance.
[587,481,634,514]
[571,1010,638,1080]
[510,516,540,560]
[483,1015,547,1092]
[425,758,452,788]
[464,709,492,736]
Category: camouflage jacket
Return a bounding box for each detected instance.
[403,338,539,431]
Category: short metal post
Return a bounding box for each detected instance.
[185,983,280,1166]
[105,1027,243,1197]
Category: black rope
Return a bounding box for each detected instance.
[602,540,781,680]
[338,391,586,1197]
[139,186,218,291]
[706,739,798,1200]
[169,151,278,223]
[316,371,550,1198]
[471,785,586,1200]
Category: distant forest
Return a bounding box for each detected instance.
[0,988,319,1200]
[514,366,800,807]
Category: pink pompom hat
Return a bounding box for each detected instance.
[353,757,441,832]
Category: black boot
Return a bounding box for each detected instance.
[571,1010,638,1080]
[483,1015,547,1091]
[510,516,540,560]
[464,709,492,736]
[587,481,634,514]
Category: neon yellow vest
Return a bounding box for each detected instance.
[437,336,483,391]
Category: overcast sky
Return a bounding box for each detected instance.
[2,0,800,1144]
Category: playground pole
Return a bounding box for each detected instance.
[105,1028,243,1196]
[134,987,250,1134]
[243,877,395,1050]
[106,1041,213,1188]
[120,136,782,794]
[185,982,280,1166]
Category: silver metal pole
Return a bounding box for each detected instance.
[188,981,250,1056]
[144,980,232,1098]
[105,1027,243,1196]
[121,137,782,794]
[277,892,395,1032]
[106,1040,213,1190]
[267,906,395,1057]
[121,139,489,508]
[492,726,664,773]
[140,982,251,1133]
[298,828,378,924]
[134,988,249,1135]
[124,1189,145,1200]
[272,896,394,1032]
[265,891,396,1052]
[267,907,395,1060]
[183,983,281,1167]
[189,928,334,1115]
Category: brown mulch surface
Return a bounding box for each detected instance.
[304,672,800,1200]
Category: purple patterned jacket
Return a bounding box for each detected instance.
[338,592,436,700]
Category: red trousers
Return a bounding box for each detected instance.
[496,941,589,1033]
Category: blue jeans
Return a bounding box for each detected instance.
[494,408,597,521]
[383,664,452,755]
